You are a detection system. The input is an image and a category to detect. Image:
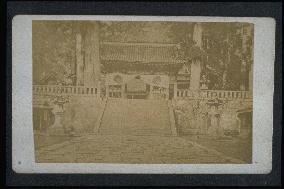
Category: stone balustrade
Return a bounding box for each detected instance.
[176,89,252,100]
[33,85,252,100]
[33,85,99,97]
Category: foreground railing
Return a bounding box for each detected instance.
[176,89,252,100]
[33,85,99,97]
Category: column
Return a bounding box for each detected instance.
[75,33,84,86]
[120,84,123,98]
[174,82,177,98]
[149,84,153,99]
[190,59,201,90]
[249,63,253,92]
[39,113,42,131]
[192,23,203,48]
[97,80,101,98]
[84,22,101,87]
[190,23,203,91]
[240,59,247,91]
[165,87,169,99]
[105,85,109,98]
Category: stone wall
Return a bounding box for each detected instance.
[61,97,104,134]
[172,98,252,136]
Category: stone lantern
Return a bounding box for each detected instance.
[206,98,224,138]
[200,74,209,90]
[47,95,69,136]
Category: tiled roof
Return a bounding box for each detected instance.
[100,42,185,64]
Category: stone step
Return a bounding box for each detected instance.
[99,99,172,136]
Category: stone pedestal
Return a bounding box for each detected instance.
[206,102,224,138]
[47,102,66,136]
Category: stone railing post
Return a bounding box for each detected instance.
[173,83,177,99]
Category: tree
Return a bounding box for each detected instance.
[33,21,75,84]
[33,21,253,90]
[99,21,173,43]
[201,23,253,90]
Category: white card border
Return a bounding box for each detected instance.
[12,15,275,174]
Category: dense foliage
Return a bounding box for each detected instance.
[33,21,253,90]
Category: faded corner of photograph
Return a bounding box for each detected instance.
[32,20,253,164]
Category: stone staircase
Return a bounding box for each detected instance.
[99,99,173,136]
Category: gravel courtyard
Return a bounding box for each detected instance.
[35,134,245,164]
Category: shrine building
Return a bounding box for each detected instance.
[74,23,206,100]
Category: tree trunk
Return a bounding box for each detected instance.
[83,22,101,87]
[75,33,84,86]
[222,69,228,89]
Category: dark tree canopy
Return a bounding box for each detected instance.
[33,21,253,90]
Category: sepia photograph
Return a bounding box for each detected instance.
[32,20,254,164]
[11,14,276,175]
[6,0,281,185]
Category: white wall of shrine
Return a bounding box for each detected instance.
[104,72,170,99]
[105,72,170,87]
